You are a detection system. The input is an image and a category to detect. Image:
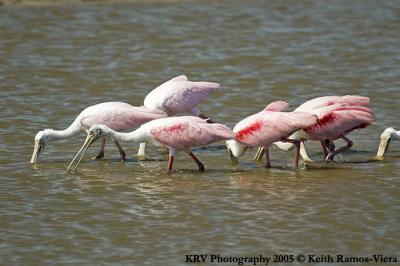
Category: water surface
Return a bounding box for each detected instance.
[1,0,399,265]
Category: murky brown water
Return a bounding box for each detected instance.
[1,0,400,265]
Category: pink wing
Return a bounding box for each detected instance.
[150,117,234,150]
[235,111,317,147]
[80,103,167,132]
[304,104,375,139]
[161,81,220,114]
[264,101,289,112]
[295,95,370,111]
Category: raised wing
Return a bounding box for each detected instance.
[160,81,220,114]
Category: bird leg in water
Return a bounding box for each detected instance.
[92,138,106,160]
[325,136,353,161]
[320,140,329,158]
[167,155,174,173]
[137,143,147,156]
[114,140,126,161]
[299,142,314,163]
[253,147,265,161]
[282,139,301,168]
[188,152,205,171]
[263,147,271,168]
[167,148,176,173]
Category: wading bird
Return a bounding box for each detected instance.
[30,102,167,163]
[66,116,235,173]
[254,95,371,161]
[253,103,374,163]
[226,101,318,168]
[376,127,400,159]
[137,75,220,156]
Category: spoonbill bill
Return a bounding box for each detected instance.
[254,95,371,161]
[30,102,167,163]
[137,75,220,156]
[376,127,399,159]
[226,101,318,168]
[66,116,235,173]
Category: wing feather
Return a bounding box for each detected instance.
[150,118,234,150]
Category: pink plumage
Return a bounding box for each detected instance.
[150,116,235,151]
[144,75,220,116]
[80,103,167,132]
[295,95,370,112]
[303,104,375,140]
[263,101,289,112]
[234,108,317,147]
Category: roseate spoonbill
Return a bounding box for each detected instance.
[137,75,220,156]
[66,116,235,173]
[376,127,400,159]
[226,101,318,168]
[30,102,167,163]
[254,95,371,161]
[254,103,374,162]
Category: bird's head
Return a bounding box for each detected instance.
[30,129,52,163]
[226,139,247,163]
[65,124,111,174]
[376,127,395,160]
[87,124,113,139]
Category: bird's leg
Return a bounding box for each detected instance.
[167,148,176,173]
[282,139,301,168]
[325,139,336,152]
[253,147,265,161]
[325,136,353,161]
[264,147,271,168]
[188,151,205,171]
[300,142,314,163]
[137,143,147,156]
[114,140,126,161]
[320,140,329,158]
[92,138,106,160]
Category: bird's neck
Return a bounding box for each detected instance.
[47,124,81,140]
[111,129,146,143]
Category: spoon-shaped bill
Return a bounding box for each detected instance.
[376,137,391,160]
[65,134,99,174]
[30,142,44,163]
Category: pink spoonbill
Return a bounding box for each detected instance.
[226,101,319,168]
[66,116,235,173]
[254,95,371,161]
[30,102,167,163]
[137,75,220,156]
[376,127,400,160]
[254,103,374,163]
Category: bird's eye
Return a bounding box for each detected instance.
[95,128,102,135]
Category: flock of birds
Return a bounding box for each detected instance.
[29,75,398,173]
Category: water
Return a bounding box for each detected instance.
[1,0,400,265]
